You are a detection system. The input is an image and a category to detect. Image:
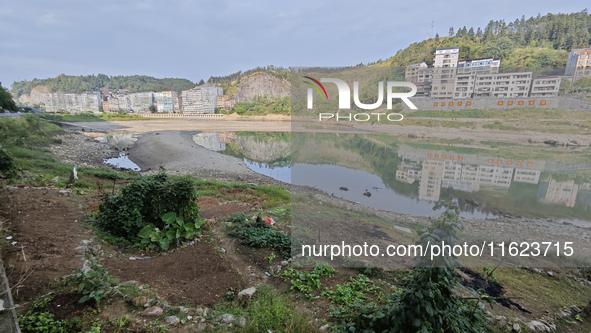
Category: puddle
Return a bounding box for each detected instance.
[103,153,141,171]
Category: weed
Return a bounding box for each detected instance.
[64,262,118,304]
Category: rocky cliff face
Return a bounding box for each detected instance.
[18,86,49,105]
[232,73,291,103]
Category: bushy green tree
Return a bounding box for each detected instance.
[0,86,17,111]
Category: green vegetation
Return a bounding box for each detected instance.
[20,295,81,333]
[330,203,491,333]
[482,121,519,131]
[280,266,338,299]
[95,169,202,248]
[0,85,17,111]
[138,212,205,250]
[41,112,149,122]
[231,285,319,333]
[320,275,383,305]
[11,74,196,99]
[378,11,591,68]
[228,213,292,259]
[64,262,118,304]
[219,95,290,116]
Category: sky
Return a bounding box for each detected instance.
[0,0,588,89]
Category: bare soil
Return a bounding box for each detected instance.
[0,188,88,304]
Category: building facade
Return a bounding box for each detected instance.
[216,95,235,110]
[405,62,428,83]
[565,48,591,81]
[530,76,562,97]
[431,47,460,98]
[153,91,179,112]
[181,86,224,114]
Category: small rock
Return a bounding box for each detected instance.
[119,280,139,288]
[269,265,282,275]
[196,323,207,332]
[73,246,87,255]
[280,261,289,267]
[165,316,180,325]
[320,324,330,331]
[498,318,507,328]
[546,271,555,277]
[238,287,256,301]
[219,313,234,324]
[195,307,204,316]
[161,304,171,311]
[141,306,163,317]
[513,323,521,332]
[131,296,148,307]
[238,316,246,327]
[177,306,190,313]
[571,305,582,313]
[7,187,18,191]
[129,257,137,261]
[58,190,72,197]
[187,316,193,320]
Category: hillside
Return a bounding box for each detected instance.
[11,74,196,99]
[377,10,591,68]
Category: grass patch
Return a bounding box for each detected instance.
[482,121,519,131]
[218,285,320,333]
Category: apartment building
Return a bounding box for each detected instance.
[431,47,460,98]
[102,100,110,113]
[472,72,532,98]
[456,58,500,74]
[404,62,428,83]
[181,86,223,114]
[565,48,591,81]
[153,91,179,112]
[530,76,562,97]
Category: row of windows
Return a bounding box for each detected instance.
[433,100,547,107]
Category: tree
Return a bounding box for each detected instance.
[148,104,156,113]
[449,27,455,37]
[0,86,17,111]
[199,79,205,85]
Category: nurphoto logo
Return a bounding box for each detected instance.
[303,76,418,122]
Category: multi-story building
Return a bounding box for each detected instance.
[431,46,460,98]
[43,92,102,113]
[415,68,433,96]
[216,95,235,110]
[129,92,154,112]
[544,177,579,207]
[405,62,428,83]
[181,86,223,114]
[565,48,591,81]
[472,72,532,98]
[456,58,500,74]
[153,91,179,112]
[530,76,562,97]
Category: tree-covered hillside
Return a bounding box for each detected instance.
[377,10,591,68]
[11,74,196,99]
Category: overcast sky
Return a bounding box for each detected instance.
[0,0,588,88]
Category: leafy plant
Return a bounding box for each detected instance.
[329,203,491,333]
[19,294,81,333]
[64,262,118,304]
[138,212,205,250]
[321,275,382,305]
[96,168,201,246]
[236,224,292,260]
[280,266,338,299]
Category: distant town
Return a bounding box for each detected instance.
[405,46,591,98]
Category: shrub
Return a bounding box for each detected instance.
[95,169,201,245]
[139,212,205,250]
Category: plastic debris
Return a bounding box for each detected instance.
[263,217,275,226]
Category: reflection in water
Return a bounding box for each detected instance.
[192,131,591,223]
[104,153,141,171]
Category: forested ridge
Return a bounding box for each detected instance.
[11,74,196,99]
[377,10,591,68]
